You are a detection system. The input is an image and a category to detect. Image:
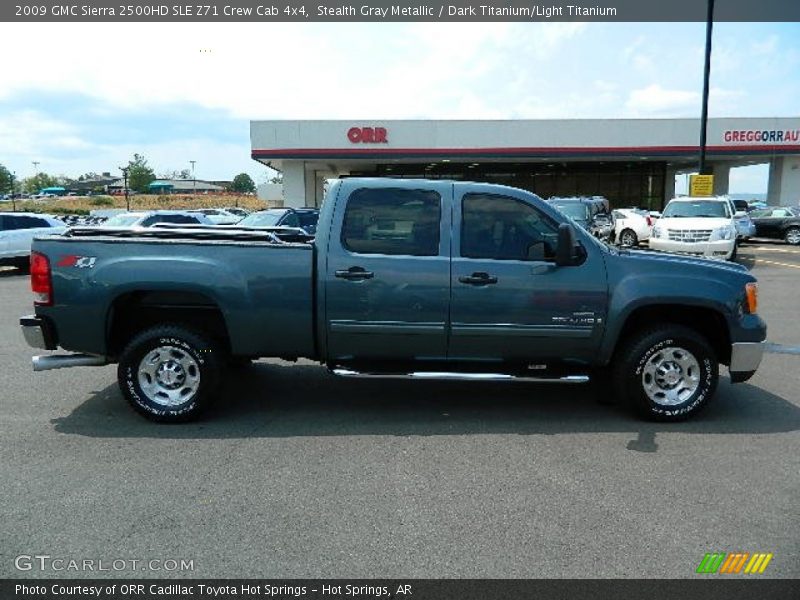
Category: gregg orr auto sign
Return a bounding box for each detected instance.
[724,128,800,143]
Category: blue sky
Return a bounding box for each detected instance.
[0,21,798,190]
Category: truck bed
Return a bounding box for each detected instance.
[32,227,317,359]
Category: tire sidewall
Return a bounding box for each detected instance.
[785,227,800,245]
[620,229,637,247]
[627,332,717,420]
[119,329,219,421]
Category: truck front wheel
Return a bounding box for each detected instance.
[117,325,222,422]
[613,326,718,421]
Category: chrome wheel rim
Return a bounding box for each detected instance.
[786,229,800,245]
[641,346,700,406]
[620,230,637,246]
[137,345,200,407]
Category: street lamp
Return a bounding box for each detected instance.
[119,166,130,211]
[189,160,196,197]
[11,171,16,212]
[698,0,715,175]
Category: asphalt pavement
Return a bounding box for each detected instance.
[0,242,798,579]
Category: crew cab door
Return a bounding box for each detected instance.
[448,186,608,364]
[324,181,452,361]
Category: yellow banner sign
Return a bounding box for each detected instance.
[689,174,714,197]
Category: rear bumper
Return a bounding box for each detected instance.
[20,315,57,351]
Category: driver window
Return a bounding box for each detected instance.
[461,193,558,261]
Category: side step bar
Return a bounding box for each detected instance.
[331,368,589,383]
[33,354,107,372]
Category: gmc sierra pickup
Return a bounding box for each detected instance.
[20,178,766,423]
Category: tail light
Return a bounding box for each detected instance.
[646,216,653,227]
[30,251,53,306]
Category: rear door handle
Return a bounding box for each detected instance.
[335,267,374,281]
[458,272,498,286]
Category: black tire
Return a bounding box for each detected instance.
[613,325,718,421]
[618,228,638,247]
[728,241,738,261]
[117,325,222,422]
[784,227,800,245]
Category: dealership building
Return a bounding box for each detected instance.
[250,118,800,209]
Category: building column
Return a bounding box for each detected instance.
[711,162,731,196]
[281,161,306,208]
[664,165,677,205]
[767,156,800,206]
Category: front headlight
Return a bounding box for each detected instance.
[652,226,662,238]
[709,225,735,241]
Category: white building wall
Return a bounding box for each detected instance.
[768,157,800,206]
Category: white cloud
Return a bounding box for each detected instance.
[625,84,699,115]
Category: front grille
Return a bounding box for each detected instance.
[667,229,713,243]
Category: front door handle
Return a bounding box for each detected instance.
[458,272,498,286]
[335,266,374,281]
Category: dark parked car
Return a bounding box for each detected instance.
[549,197,614,242]
[749,207,800,245]
[237,208,320,235]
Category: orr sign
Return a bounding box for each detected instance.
[347,126,388,144]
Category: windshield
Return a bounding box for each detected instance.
[237,211,286,227]
[103,214,143,226]
[551,202,590,221]
[662,200,731,219]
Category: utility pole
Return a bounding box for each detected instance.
[120,166,130,211]
[32,161,40,173]
[698,0,715,175]
[11,171,16,212]
[189,160,196,197]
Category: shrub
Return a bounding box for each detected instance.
[90,196,114,206]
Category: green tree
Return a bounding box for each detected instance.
[127,153,156,193]
[22,172,59,194]
[0,163,13,194]
[230,173,256,194]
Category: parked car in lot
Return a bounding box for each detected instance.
[549,197,614,242]
[612,208,652,247]
[187,208,241,225]
[649,197,738,260]
[101,210,214,228]
[749,207,800,245]
[236,207,320,235]
[21,178,766,424]
[223,207,250,218]
[0,213,66,269]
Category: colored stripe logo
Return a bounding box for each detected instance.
[697,552,773,574]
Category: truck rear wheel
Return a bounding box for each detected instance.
[118,325,222,422]
[613,325,718,421]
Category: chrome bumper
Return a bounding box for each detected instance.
[730,342,765,374]
[20,315,55,350]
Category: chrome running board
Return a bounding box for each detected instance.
[330,368,589,383]
[33,354,107,372]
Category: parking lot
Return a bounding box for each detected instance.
[0,242,798,579]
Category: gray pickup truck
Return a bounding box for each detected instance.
[21,178,766,423]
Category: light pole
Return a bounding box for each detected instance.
[698,0,715,175]
[119,166,130,211]
[11,171,16,212]
[32,161,40,174]
[189,160,196,197]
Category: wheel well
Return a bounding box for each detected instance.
[615,305,731,365]
[107,291,231,358]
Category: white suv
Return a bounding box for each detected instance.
[649,197,737,261]
[0,213,66,269]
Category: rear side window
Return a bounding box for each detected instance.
[281,212,300,228]
[7,216,49,229]
[341,188,441,256]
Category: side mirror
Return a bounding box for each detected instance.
[555,223,577,267]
